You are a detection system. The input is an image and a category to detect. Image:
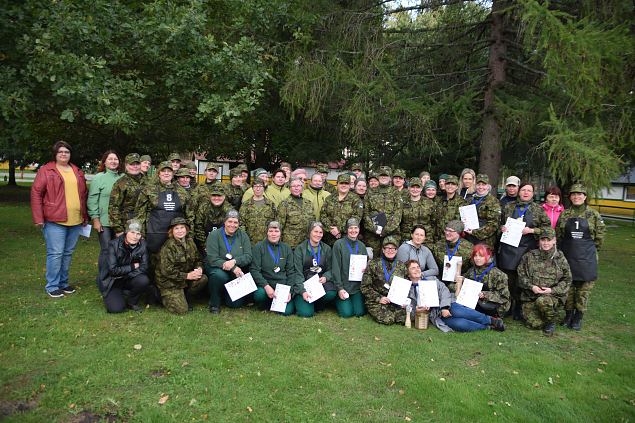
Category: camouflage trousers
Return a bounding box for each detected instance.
[565,281,595,312]
[522,295,562,329]
[366,302,408,325]
[160,275,208,315]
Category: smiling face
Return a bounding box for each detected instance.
[570,192,586,206]
[126,162,141,176]
[392,176,404,188]
[267,227,281,243]
[290,180,303,196]
[55,147,71,165]
[475,182,488,196]
[444,228,460,243]
[382,244,397,259]
[424,187,437,199]
[338,181,351,195]
[444,182,457,195]
[210,194,225,206]
[347,224,360,239]
[177,175,190,187]
[204,168,218,182]
[172,224,188,240]
[224,217,239,235]
[354,181,366,196]
[411,227,426,245]
[105,153,119,171]
[159,168,173,184]
[539,236,556,251]
[462,173,474,188]
[378,175,391,186]
[309,225,323,244]
[409,184,422,198]
[140,160,151,173]
[407,261,422,281]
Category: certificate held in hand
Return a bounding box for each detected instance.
[224,272,257,302]
[270,284,291,313]
[348,254,367,281]
[387,276,412,306]
[500,217,526,248]
[459,204,480,230]
[417,280,440,308]
[455,278,483,309]
[303,274,326,304]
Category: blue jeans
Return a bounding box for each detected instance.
[42,222,82,292]
[442,302,492,332]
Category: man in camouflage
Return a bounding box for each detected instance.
[517,227,572,336]
[431,220,474,292]
[277,177,314,248]
[190,162,223,213]
[463,174,501,248]
[317,164,337,195]
[167,152,181,171]
[363,166,403,258]
[109,153,146,235]
[400,177,435,243]
[435,174,467,237]
[320,174,364,246]
[192,187,232,253]
[392,168,409,201]
[240,179,277,245]
[224,167,245,210]
[361,236,413,325]
[175,168,194,192]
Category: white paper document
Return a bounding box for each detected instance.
[224,272,257,302]
[348,254,367,281]
[417,280,440,308]
[442,256,462,282]
[459,204,480,230]
[387,276,412,306]
[80,224,92,238]
[455,278,483,309]
[303,274,326,303]
[270,283,291,313]
[500,217,526,248]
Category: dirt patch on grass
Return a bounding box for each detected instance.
[0,398,39,419]
[65,411,118,422]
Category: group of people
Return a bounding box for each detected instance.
[30,142,605,336]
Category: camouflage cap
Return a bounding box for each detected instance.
[205,162,220,171]
[158,161,173,171]
[540,227,556,239]
[569,184,587,195]
[317,164,329,173]
[225,209,240,221]
[175,168,190,177]
[254,168,269,178]
[229,168,242,178]
[252,178,265,187]
[382,235,399,247]
[236,164,248,172]
[337,174,351,184]
[408,177,422,187]
[367,170,378,180]
[169,217,189,228]
[439,173,449,181]
[378,166,392,177]
[125,153,141,164]
[210,186,225,196]
[350,163,363,172]
[445,220,464,232]
[424,180,437,190]
[125,219,142,233]
[445,175,459,185]
[168,153,181,162]
[393,169,406,179]
[184,161,197,170]
[476,173,489,184]
[139,155,151,163]
[346,217,360,229]
[268,221,281,230]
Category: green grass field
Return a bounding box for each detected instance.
[1,186,634,422]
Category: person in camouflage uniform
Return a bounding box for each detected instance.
[139,154,152,179]
[400,178,436,244]
[155,217,208,314]
[421,180,439,243]
[431,220,473,292]
[463,174,501,248]
[518,228,572,335]
[175,168,194,192]
[350,163,364,179]
[190,162,223,213]
[184,161,198,190]
[557,184,606,331]
[224,167,246,210]
[363,166,403,258]
[240,179,277,245]
[361,236,413,325]
[320,174,364,246]
[392,168,409,201]
[192,187,232,253]
[235,164,250,191]
[108,153,146,235]
[435,174,467,238]
[317,164,337,195]
[277,177,314,248]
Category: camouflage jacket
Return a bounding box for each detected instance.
[240,197,277,245]
[556,205,606,250]
[363,185,403,236]
[323,182,337,195]
[435,194,467,236]
[223,183,245,211]
[135,180,192,234]
[108,173,145,234]
[155,236,202,290]
[190,180,225,213]
[277,195,314,248]
[400,197,437,242]
[360,257,408,304]
[431,238,474,272]
[500,200,550,238]
[193,199,232,249]
[462,264,510,313]
[320,193,364,235]
[517,248,572,302]
[464,193,501,248]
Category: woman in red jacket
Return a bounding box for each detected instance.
[31,141,88,298]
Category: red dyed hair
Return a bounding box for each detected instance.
[471,244,493,263]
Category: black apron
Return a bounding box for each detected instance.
[498,205,537,271]
[146,190,183,253]
[561,216,597,281]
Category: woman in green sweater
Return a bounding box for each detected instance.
[331,218,368,317]
[88,150,123,287]
[251,221,297,315]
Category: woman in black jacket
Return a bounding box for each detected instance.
[100,219,150,313]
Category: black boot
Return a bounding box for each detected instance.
[562,310,574,327]
[543,322,556,337]
[571,310,583,331]
[512,302,523,321]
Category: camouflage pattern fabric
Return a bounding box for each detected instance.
[240,197,277,245]
[277,195,314,248]
[108,173,145,233]
[361,257,409,325]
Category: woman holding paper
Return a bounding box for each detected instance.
[292,222,336,317]
[431,220,473,292]
[251,221,296,315]
[205,210,253,314]
[498,182,550,320]
[155,217,208,314]
[406,260,505,332]
[331,218,369,318]
[456,245,510,317]
[463,174,501,248]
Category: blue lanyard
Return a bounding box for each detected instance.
[446,239,461,261]
[515,204,530,219]
[221,228,235,255]
[267,243,280,265]
[309,243,321,264]
[473,262,496,283]
[346,239,359,255]
[471,195,485,207]
[381,257,396,282]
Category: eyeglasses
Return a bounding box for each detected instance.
[383,246,397,251]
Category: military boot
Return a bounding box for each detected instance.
[562,310,574,327]
[543,322,556,337]
[570,310,583,331]
[512,302,523,321]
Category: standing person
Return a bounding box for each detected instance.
[435,174,467,238]
[191,162,223,212]
[363,166,403,257]
[500,176,520,207]
[139,155,152,178]
[459,168,476,202]
[317,164,337,195]
[277,177,314,248]
[155,218,208,314]
[320,174,364,246]
[350,163,364,179]
[293,222,336,317]
[88,150,123,288]
[251,221,296,315]
[419,171,430,185]
[303,173,331,220]
[280,162,293,186]
[240,179,277,245]
[431,220,473,292]
[437,174,448,197]
[400,178,434,243]
[541,186,564,229]
[168,153,181,171]
[205,210,252,313]
[396,226,438,279]
[331,218,368,318]
[367,171,379,189]
[175,168,194,191]
[518,228,572,336]
[224,168,246,210]
[265,168,291,207]
[498,182,550,320]
[557,184,606,331]
[185,161,198,189]
[392,168,408,200]
[192,187,232,253]
[100,219,150,313]
[109,153,145,236]
[242,168,270,203]
[361,236,412,325]
[422,180,438,243]
[353,178,368,200]
[463,174,501,248]
[31,141,88,298]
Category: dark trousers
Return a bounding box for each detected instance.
[103,274,150,313]
[96,227,116,285]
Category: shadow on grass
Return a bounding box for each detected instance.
[0,184,31,204]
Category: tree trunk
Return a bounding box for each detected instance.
[478,0,507,189]
[7,152,17,186]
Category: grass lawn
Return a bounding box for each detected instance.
[1,186,634,422]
